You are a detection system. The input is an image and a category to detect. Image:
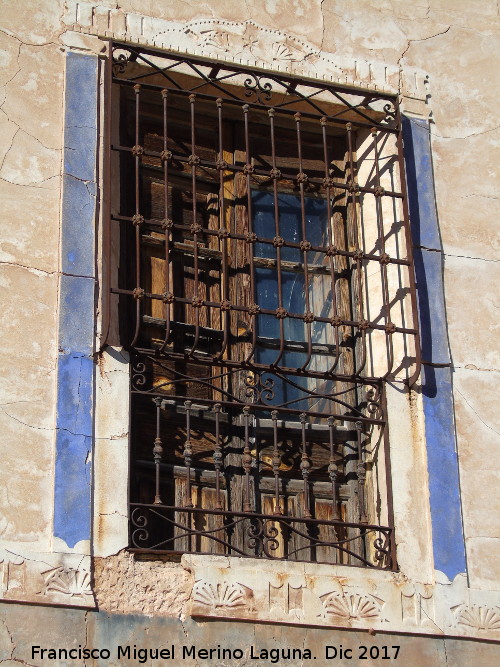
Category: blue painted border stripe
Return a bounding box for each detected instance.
[54,52,98,548]
[403,116,466,579]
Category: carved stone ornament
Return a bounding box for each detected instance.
[193,581,254,611]
[41,566,93,599]
[320,591,385,622]
[453,604,500,631]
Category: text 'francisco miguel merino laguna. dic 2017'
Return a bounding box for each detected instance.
[31,645,317,663]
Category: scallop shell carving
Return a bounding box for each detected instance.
[202,30,230,53]
[272,43,295,62]
[42,567,92,598]
[454,605,500,631]
[193,582,252,609]
[320,592,383,620]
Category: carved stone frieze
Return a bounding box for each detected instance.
[62,1,430,107]
[183,556,500,640]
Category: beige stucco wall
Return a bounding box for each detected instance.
[0,0,498,650]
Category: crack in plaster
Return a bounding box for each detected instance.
[457,364,500,373]
[0,124,18,174]
[0,108,61,153]
[1,619,16,661]
[0,27,61,49]
[0,404,93,440]
[0,175,59,189]
[443,253,500,263]
[433,124,500,140]
[0,260,98,280]
[455,387,500,437]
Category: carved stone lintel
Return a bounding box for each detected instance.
[62,7,429,101]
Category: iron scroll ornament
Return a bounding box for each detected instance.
[243,74,274,104]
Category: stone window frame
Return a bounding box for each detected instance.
[45,29,473,628]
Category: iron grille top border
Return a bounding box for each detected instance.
[111,41,400,131]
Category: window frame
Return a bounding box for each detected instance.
[103,41,423,571]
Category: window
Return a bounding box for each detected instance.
[109,43,420,569]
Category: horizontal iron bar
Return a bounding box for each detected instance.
[131,391,385,425]
[130,502,392,532]
[111,143,404,199]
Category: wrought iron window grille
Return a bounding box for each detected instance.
[108,42,421,570]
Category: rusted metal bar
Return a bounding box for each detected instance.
[160,88,173,352]
[268,109,286,368]
[355,420,367,524]
[271,410,282,515]
[183,400,194,508]
[242,406,253,512]
[130,83,143,347]
[371,127,395,376]
[215,98,230,362]
[188,93,201,357]
[300,412,312,519]
[294,112,314,372]
[213,403,223,510]
[345,122,368,376]
[327,416,340,520]
[152,396,163,504]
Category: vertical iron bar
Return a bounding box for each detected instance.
[271,410,282,515]
[269,109,286,368]
[322,117,342,374]
[380,384,397,568]
[355,420,367,523]
[130,83,142,347]
[295,113,314,372]
[160,88,173,351]
[327,416,340,520]
[242,406,253,512]
[346,123,368,375]
[183,400,194,508]
[371,127,394,375]
[188,93,201,356]
[215,98,230,361]
[213,403,223,510]
[153,397,163,504]
[300,412,312,519]
[243,104,259,364]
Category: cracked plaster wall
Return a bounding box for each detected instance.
[0,0,499,637]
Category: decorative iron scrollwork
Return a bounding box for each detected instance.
[244,74,273,104]
[112,47,133,75]
[244,371,275,403]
